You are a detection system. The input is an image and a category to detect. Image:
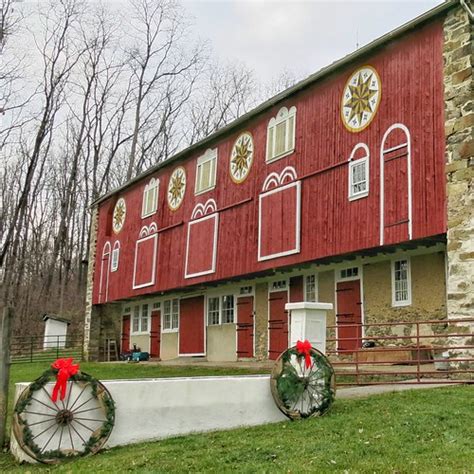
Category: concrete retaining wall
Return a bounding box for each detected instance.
[11,375,286,463]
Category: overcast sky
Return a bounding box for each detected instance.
[181,0,444,82]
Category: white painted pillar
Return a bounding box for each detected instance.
[285,302,333,354]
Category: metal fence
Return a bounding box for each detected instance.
[326,318,474,386]
[9,334,84,364]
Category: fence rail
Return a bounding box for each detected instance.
[9,334,84,364]
[326,317,474,386]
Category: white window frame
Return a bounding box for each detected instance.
[141,178,159,218]
[162,298,179,333]
[206,293,236,326]
[339,266,360,281]
[348,143,369,201]
[266,106,297,163]
[304,274,318,302]
[269,279,288,293]
[195,148,217,195]
[110,241,120,272]
[131,303,151,335]
[391,258,412,307]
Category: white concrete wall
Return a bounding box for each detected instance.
[43,319,68,349]
[12,375,286,463]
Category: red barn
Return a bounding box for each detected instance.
[84,1,473,362]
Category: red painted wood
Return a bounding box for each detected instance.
[336,280,362,352]
[268,290,289,360]
[236,296,254,358]
[121,315,130,353]
[150,310,161,357]
[260,185,298,259]
[179,296,205,355]
[290,276,304,302]
[186,215,216,276]
[99,252,110,303]
[92,21,446,305]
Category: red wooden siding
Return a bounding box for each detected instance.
[236,296,254,358]
[268,290,289,360]
[179,296,205,355]
[92,21,446,305]
[133,231,158,289]
[336,280,362,352]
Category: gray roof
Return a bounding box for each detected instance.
[93,0,456,207]
[42,314,71,324]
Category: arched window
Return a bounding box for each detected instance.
[348,143,370,201]
[111,241,120,272]
[142,177,159,218]
[266,106,297,162]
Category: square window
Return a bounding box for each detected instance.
[349,156,369,200]
[162,299,179,331]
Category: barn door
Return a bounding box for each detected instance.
[290,276,304,302]
[179,296,205,356]
[336,280,362,353]
[121,315,130,353]
[150,309,161,358]
[236,296,254,358]
[268,289,289,360]
[380,124,412,245]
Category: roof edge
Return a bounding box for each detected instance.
[92,0,455,207]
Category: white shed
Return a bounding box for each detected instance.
[43,314,70,350]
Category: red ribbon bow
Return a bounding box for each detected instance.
[296,340,312,369]
[51,358,79,402]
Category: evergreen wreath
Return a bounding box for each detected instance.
[270,344,335,420]
[12,367,115,464]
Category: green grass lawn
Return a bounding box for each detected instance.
[1,364,473,472]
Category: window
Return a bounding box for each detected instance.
[195,148,217,195]
[305,274,317,302]
[392,259,411,306]
[240,286,253,295]
[111,241,120,272]
[266,106,296,162]
[207,297,220,325]
[163,298,179,331]
[207,294,235,325]
[348,144,369,200]
[152,302,160,310]
[142,178,159,218]
[270,280,288,292]
[132,304,150,334]
[340,267,359,279]
[222,295,235,324]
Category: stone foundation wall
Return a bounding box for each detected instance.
[444,5,474,322]
[254,283,269,360]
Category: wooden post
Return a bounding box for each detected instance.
[0,307,13,448]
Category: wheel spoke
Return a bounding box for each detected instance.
[32,421,57,441]
[57,425,64,452]
[30,397,58,413]
[73,406,101,415]
[41,424,60,453]
[41,387,60,410]
[71,395,95,414]
[68,384,88,411]
[28,418,59,427]
[72,419,95,433]
[65,381,74,410]
[73,417,106,423]
[70,421,88,445]
[68,424,75,452]
[22,410,56,417]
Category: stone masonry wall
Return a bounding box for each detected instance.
[443,5,474,321]
[83,206,99,360]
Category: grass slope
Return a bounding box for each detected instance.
[1,371,473,472]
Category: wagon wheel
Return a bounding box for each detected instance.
[12,370,115,464]
[270,346,335,420]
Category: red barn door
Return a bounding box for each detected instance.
[121,315,130,353]
[336,280,362,353]
[381,124,412,245]
[179,296,205,356]
[268,287,289,360]
[236,295,254,358]
[290,276,304,302]
[150,309,161,357]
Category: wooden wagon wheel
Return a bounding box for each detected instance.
[270,345,336,420]
[12,370,115,464]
